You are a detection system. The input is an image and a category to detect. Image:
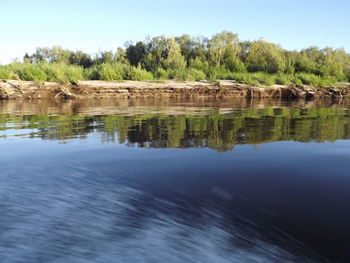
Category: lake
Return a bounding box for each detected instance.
[0,98,349,263]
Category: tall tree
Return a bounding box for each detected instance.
[208,31,241,67]
[163,38,186,71]
[246,40,285,73]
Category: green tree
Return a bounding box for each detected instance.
[115,48,128,64]
[126,41,147,66]
[163,38,186,71]
[246,40,285,73]
[208,31,241,68]
[69,51,93,68]
[175,35,208,63]
[143,36,167,72]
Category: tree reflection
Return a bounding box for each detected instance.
[1,106,350,151]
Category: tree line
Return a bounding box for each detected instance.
[1,31,350,86]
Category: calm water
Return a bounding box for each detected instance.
[0,99,350,263]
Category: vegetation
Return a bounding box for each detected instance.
[1,31,350,86]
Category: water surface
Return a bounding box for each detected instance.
[0,99,349,263]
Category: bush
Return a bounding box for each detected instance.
[291,76,303,86]
[207,66,231,80]
[0,67,12,79]
[295,73,321,86]
[225,72,256,85]
[275,74,291,85]
[97,63,125,81]
[41,63,66,83]
[85,65,100,80]
[168,69,185,80]
[127,65,153,80]
[251,72,275,86]
[13,63,47,81]
[63,65,84,84]
[171,68,207,81]
[40,63,84,84]
[185,68,206,81]
[318,76,337,87]
[292,73,336,87]
[155,67,170,80]
[189,57,210,74]
[226,72,244,82]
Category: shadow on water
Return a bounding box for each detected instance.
[0,98,350,262]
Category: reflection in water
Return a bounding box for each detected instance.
[1,99,350,151]
[0,99,350,263]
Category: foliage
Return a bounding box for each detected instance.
[251,72,275,86]
[228,72,257,85]
[93,63,126,81]
[246,40,285,73]
[162,38,187,71]
[127,65,154,80]
[275,73,291,85]
[172,68,206,81]
[40,63,84,84]
[0,66,12,79]
[12,63,47,81]
[155,67,170,80]
[0,31,349,86]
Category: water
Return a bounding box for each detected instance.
[0,99,349,263]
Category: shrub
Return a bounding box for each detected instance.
[85,65,100,80]
[0,67,12,79]
[169,69,186,80]
[41,63,66,83]
[291,76,303,86]
[155,67,170,80]
[189,57,210,74]
[13,63,47,81]
[318,76,337,87]
[275,74,291,85]
[295,73,321,86]
[226,72,257,85]
[171,68,207,81]
[186,68,206,81]
[127,65,153,80]
[251,72,275,86]
[39,63,84,84]
[225,72,245,82]
[207,66,231,80]
[97,63,125,81]
[63,65,84,84]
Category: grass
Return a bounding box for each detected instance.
[0,63,344,87]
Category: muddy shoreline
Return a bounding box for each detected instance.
[0,80,349,100]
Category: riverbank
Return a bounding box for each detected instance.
[0,80,349,100]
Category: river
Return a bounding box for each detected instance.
[0,98,349,263]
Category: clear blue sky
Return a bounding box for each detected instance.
[1,0,349,64]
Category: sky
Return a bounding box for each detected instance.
[0,0,349,64]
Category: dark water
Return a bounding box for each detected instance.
[0,99,350,263]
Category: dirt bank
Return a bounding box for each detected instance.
[0,80,349,100]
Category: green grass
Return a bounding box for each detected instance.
[41,63,84,84]
[0,62,343,87]
[172,68,206,81]
[0,66,12,80]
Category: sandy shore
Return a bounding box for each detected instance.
[0,79,348,100]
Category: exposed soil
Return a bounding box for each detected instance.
[0,79,349,100]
